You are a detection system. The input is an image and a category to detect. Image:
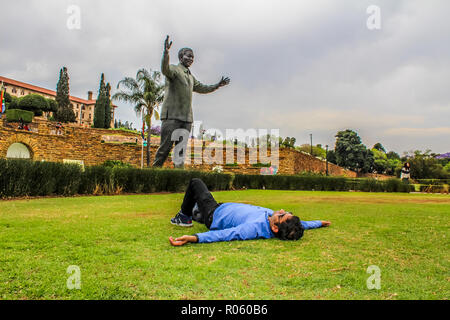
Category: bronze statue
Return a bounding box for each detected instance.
[153,35,230,168]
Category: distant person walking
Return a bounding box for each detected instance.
[401,162,411,183]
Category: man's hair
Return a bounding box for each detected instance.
[178,47,193,61]
[274,216,304,240]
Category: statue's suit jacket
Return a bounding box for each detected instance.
[160,50,218,123]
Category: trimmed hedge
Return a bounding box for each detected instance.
[233,174,413,193]
[17,94,48,116]
[0,159,232,198]
[353,178,413,193]
[0,159,414,199]
[0,159,82,198]
[78,166,232,195]
[233,174,349,191]
[5,109,34,123]
[415,179,450,185]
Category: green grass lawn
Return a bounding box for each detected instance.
[0,190,449,300]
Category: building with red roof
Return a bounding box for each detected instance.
[0,75,116,127]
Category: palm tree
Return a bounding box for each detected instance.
[112,68,164,167]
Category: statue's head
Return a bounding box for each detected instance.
[178,48,194,68]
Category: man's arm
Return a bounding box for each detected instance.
[193,76,230,94]
[161,35,175,79]
[301,220,331,230]
[195,222,269,243]
[169,224,262,246]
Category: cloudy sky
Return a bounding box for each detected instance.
[1,0,449,154]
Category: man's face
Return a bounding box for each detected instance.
[180,50,194,68]
[272,210,293,225]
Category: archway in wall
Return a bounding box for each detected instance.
[6,143,32,159]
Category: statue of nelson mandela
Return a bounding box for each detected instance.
[152,35,230,168]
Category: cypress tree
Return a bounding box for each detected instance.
[104,82,112,129]
[93,73,106,128]
[56,67,70,109]
[55,67,76,123]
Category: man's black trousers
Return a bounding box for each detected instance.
[152,119,192,168]
[181,178,222,229]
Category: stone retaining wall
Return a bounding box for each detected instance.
[0,119,357,177]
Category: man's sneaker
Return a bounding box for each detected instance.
[170,211,193,227]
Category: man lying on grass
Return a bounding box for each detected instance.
[169,178,331,246]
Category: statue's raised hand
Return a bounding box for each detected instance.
[164,35,173,52]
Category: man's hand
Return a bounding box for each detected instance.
[321,221,331,227]
[164,35,172,52]
[217,76,230,88]
[169,235,198,246]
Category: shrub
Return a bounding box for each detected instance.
[4,92,13,103]
[78,167,233,195]
[17,94,49,116]
[0,160,415,199]
[233,174,412,193]
[0,159,82,198]
[6,96,19,110]
[5,109,34,123]
[46,99,58,113]
[233,174,350,192]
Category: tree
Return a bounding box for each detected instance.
[56,67,70,110]
[4,92,17,111]
[327,149,337,164]
[361,148,375,173]
[444,162,450,174]
[93,73,107,128]
[112,68,164,167]
[104,82,112,129]
[387,151,400,160]
[334,129,373,173]
[372,148,388,174]
[373,143,386,153]
[283,137,296,148]
[386,158,401,176]
[8,96,19,110]
[4,92,12,106]
[55,67,76,123]
[405,150,449,179]
[46,99,58,113]
[56,104,77,123]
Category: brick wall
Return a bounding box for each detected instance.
[0,118,151,167]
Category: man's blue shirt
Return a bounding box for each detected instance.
[195,203,323,243]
